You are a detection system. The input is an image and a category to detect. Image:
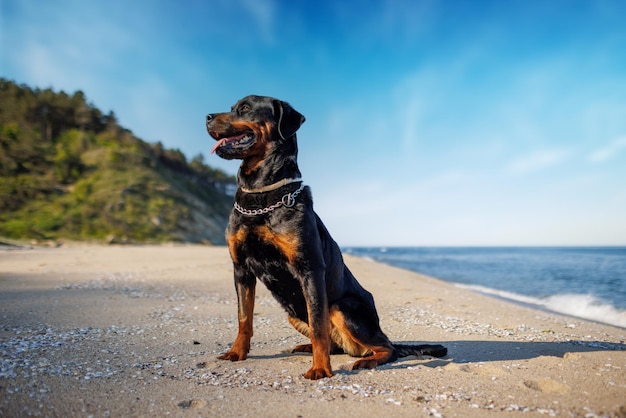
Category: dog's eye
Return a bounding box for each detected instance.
[239,104,250,114]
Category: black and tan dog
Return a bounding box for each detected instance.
[206,95,446,380]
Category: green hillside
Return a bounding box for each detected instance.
[0,79,235,245]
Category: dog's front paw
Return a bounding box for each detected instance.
[303,366,333,380]
[218,350,247,362]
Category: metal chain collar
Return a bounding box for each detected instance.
[233,184,305,216]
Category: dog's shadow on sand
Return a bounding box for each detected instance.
[441,339,624,363]
[249,339,625,371]
[380,339,626,370]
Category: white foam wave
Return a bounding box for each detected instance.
[457,284,626,328]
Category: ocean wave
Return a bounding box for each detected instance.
[457,284,626,329]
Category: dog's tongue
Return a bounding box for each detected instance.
[210,138,227,154]
[210,134,245,154]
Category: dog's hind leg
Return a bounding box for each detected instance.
[328,301,397,370]
[288,315,313,352]
[288,315,345,354]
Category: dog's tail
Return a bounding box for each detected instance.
[392,343,447,359]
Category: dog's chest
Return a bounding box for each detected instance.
[250,257,306,317]
[227,223,308,319]
[227,223,300,265]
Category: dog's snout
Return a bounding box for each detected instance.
[206,114,218,138]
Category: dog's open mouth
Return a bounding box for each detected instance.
[210,132,256,154]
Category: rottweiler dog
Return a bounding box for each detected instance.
[206,95,446,380]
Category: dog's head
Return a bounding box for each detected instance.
[206,95,305,161]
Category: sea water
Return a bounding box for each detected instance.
[343,247,626,328]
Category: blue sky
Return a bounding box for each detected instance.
[2,0,625,246]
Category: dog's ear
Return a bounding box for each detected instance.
[273,100,305,140]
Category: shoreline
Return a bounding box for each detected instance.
[345,247,626,330]
[1,245,625,417]
[453,283,626,331]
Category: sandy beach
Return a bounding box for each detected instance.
[1,244,624,417]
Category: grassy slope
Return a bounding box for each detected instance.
[0,80,234,244]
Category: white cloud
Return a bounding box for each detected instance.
[506,149,570,174]
[400,96,422,153]
[239,0,277,44]
[6,1,141,104]
[589,137,626,162]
